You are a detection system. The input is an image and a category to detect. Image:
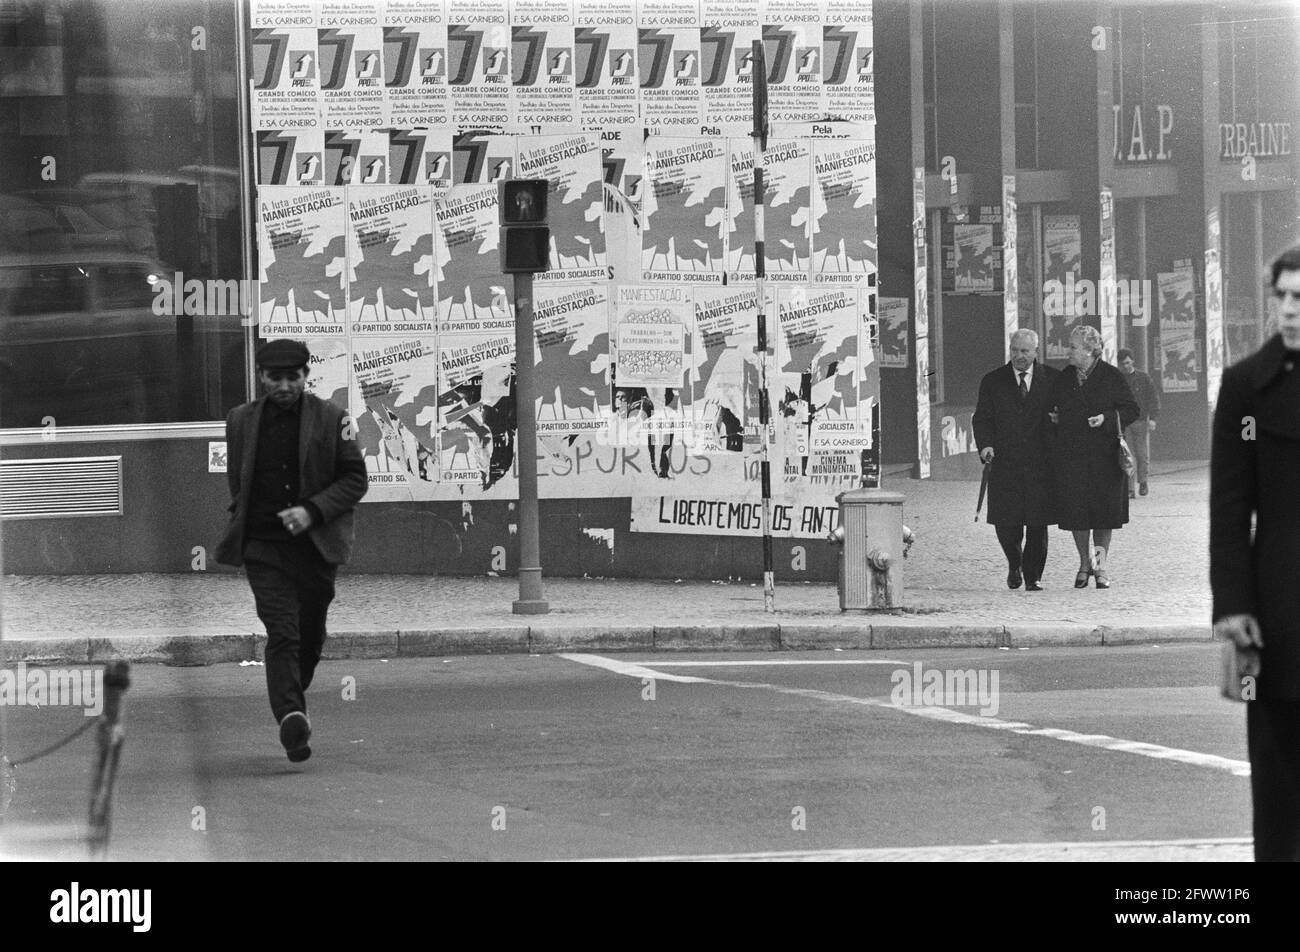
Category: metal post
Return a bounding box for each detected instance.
[512,271,549,614]
[88,661,130,859]
[752,39,776,613]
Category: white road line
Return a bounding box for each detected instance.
[576,837,1254,863]
[559,653,1252,778]
[556,653,715,684]
[628,659,908,667]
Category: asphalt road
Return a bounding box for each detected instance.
[0,644,1252,861]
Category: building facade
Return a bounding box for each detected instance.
[2,0,1297,579]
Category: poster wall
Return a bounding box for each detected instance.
[247,0,879,525]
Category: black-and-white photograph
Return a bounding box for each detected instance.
[0,0,1297,906]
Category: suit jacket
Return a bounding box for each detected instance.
[216,392,368,567]
[972,361,1058,526]
[1211,334,1300,699]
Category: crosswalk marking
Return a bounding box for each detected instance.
[558,653,1252,777]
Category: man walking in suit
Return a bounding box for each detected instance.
[216,339,368,762]
[1117,348,1160,497]
[972,329,1058,591]
[1211,244,1300,861]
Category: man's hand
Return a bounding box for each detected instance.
[1148,419,1156,431]
[1048,409,1059,424]
[278,506,315,536]
[979,447,994,464]
[1215,613,1263,650]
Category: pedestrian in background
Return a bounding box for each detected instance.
[1210,244,1300,861]
[1048,325,1139,589]
[1117,348,1160,498]
[216,339,368,763]
[972,329,1058,591]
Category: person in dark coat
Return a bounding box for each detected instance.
[972,329,1058,591]
[216,339,369,762]
[1211,244,1300,862]
[1047,324,1139,589]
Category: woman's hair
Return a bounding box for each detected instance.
[1069,324,1104,357]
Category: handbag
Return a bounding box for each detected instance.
[1116,411,1136,477]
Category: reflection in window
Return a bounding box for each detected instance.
[0,1,245,428]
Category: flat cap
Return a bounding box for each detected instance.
[256,338,310,370]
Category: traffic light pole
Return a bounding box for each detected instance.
[511,271,549,615]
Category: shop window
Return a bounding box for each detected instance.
[0,0,246,430]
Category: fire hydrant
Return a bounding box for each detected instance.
[827,488,910,610]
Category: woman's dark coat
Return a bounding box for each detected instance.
[1048,358,1140,530]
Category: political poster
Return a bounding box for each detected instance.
[350,337,441,497]
[515,134,608,283]
[303,338,352,409]
[575,22,640,132]
[451,129,517,183]
[435,330,520,496]
[346,186,436,334]
[821,6,874,125]
[1043,213,1082,359]
[628,489,841,538]
[532,284,611,441]
[256,129,327,186]
[509,14,578,133]
[639,26,704,133]
[256,187,348,335]
[691,286,765,455]
[700,22,762,137]
[811,137,876,285]
[641,137,728,283]
[877,295,908,368]
[726,137,812,284]
[774,287,868,484]
[249,21,321,131]
[383,20,451,130]
[611,285,692,452]
[433,182,514,334]
[953,223,996,293]
[321,129,389,186]
[388,128,454,188]
[447,19,512,131]
[318,23,387,130]
[760,10,822,126]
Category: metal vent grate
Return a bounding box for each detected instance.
[0,456,123,520]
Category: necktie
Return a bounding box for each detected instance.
[1018,371,1028,402]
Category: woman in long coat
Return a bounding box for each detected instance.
[1049,324,1140,588]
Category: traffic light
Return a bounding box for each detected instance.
[499,179,551,274]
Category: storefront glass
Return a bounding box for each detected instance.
[0,0,246,429]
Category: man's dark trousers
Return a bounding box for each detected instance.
[244,537,338,722]
[995,524,1048,584]
[1247,699,1300,861]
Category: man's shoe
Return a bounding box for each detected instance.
[1129,489,1136,499]
[1007,568,1023,590]
[279,711,312,763]
[1025,579,1043,591]
[1139,482,1149,496]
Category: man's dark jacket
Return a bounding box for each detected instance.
[216,392,368,567]
[1211,333,1300,699]
[972,360,1058,527]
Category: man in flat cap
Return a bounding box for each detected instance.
[216,339,368,762]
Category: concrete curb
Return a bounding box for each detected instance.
[0,622,1214,666]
